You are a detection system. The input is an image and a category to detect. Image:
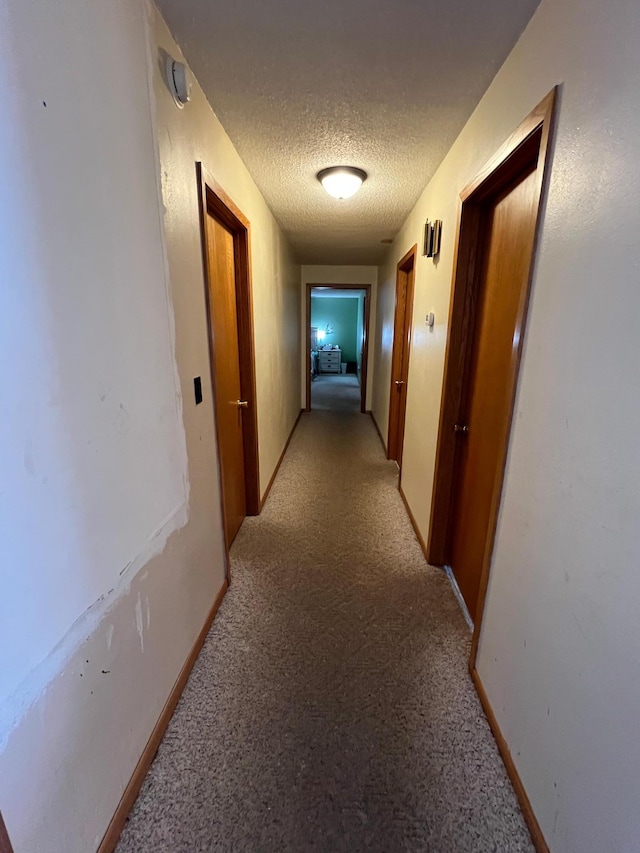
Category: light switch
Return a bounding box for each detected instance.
[194,376,203,404]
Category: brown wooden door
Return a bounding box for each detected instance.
[205,212,247,546]
[387,247,416,465]
[449,164,539,620]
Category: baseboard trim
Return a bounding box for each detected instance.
[260,408,303,510]
[398,483,430,562]
[471,668,550,853]
[398,481,546,852]
[0,812,15,853]
[443,565,474,631]
[369,411,387,454]
[97,578,229,853]
[399,479,546,851]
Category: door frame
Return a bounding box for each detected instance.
[387,244,418,468]
[305,283,371,413]
[196,163,260,567]
[426,88,558,667]
[0,812,14,853]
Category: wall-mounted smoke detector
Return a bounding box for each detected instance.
[166,57,191,108]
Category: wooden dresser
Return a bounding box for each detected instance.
[318,349,341,373]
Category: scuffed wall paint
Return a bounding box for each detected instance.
[0,537,200,853]
[0,502,186,755]
[134,594,145,651]
[0,0,189,735]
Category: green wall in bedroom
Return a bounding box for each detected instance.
[311,297,360,363]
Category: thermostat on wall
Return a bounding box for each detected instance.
[166,57,191,108]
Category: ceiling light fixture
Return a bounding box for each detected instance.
[317,166,367,200]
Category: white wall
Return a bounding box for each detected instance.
[0,1,299,851]
[301,266,378,409]
[372,0,640,850]
[0,0,189,730]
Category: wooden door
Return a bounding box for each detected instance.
[448,165,539,620]
[427,90,556,664]
[205,212,247,546]
[387,246,417,465]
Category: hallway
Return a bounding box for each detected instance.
[311,374,361,412]
[116,409,532,852]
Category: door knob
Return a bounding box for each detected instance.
[453,423,469,434]
[394,380,404,387]
[236,400,249,408]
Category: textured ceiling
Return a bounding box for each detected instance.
[157,0,540,264]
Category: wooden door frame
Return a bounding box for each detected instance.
[425,88,558,668]
[387,244,418,467]
[0,812,14,853]
[305,283,371,413]
[196,163,260,572]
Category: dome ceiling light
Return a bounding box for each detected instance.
[317,166,367,200]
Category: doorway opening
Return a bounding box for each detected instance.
[426,89,557,662]
[305,284,371,414]
[197,163,260,564]
[387,245,418,470]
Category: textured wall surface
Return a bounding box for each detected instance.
[155,0,541,263]
[0,1,299,850]
[372,0,640,849]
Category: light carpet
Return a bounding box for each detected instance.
[116,383,533,852]
[311,373,361,412]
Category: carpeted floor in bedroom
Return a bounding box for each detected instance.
[116,374,533,853]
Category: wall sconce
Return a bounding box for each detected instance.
[423,219,442,258]
[166,57,192,108]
